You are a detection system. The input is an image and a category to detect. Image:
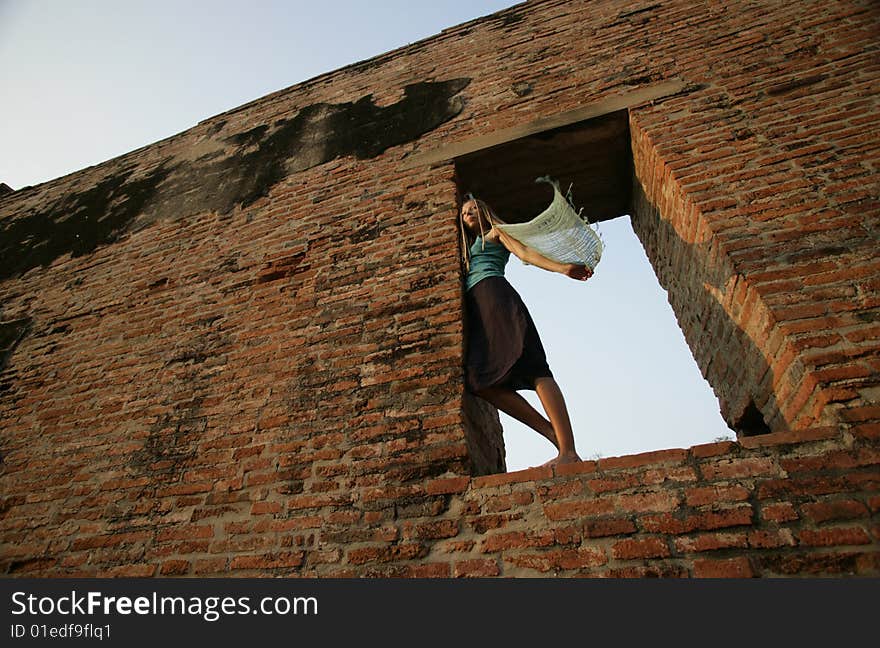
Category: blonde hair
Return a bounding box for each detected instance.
[459,195,505,272]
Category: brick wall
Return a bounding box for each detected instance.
[1,0,877,576]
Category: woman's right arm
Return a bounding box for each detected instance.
[494,229,592,281]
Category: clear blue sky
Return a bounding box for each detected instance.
[0,0,734,471]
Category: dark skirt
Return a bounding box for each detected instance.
[465,276,553,392]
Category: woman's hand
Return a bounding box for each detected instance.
[564,264,593,281]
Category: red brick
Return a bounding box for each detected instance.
[437,540,476,554]
[760,502,799,523]
[601,565,689,578]
[780,448,880,473]
[640,506,753,534]
[599,449,688,470]
[615,491,681,513]
[801,499,869,524]
[485,491,534,512]
[537,480,584,500]
[584,518,637,538]
[843,325,880,343]
[405,520,459,541]
[612,537,671,560]
[230,552,304,570]
[852,423,880,440]
[155,482,214,497]
[321,568,358,578]
[685,485,750,507]
[322,525,397,544]
[103,564,158,578]
[641,466,698,486]
[232,445,265,460]
[408,563,451,578]
[738,426,840,448]
[420,413,461,430]
[346,546,391,565]
[454,559,500,578]
[510,548,607,573]
[690,441,738,458]
[288,494,352,510]
[251,501,282,515]
[482,530,555,552]
[425,476,470,495]
[160,560,190,575]
[193,558,228,574]
[543,499,615,521]
[157,525,214,542]
[690,506,754,530]
[846,471,880,491]
[71,531,153,551]
[285,515,325,530]
[586,474,640,493]
[797,526,871,547]
[394,544,428,562]
[812,364,873,382]
[468,514,520,533]
[257,414,290,429]
[626,513,674,543]
[553,525,582,545]
[756,476,849,499]
[842,406,880,423]
[693,557,755,578]
[309,549,342,565]
[700,457,782,480]
[747,529,795,548]
[361,484,425,504]
[674,532,749,553]
[553,460,599,477]
[157,541,211,556]
[472,466,553,488]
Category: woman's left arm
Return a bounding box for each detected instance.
[493,228,592,281]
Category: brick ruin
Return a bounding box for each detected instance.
[1,0,877,577]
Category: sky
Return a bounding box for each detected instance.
[0,0,735,471]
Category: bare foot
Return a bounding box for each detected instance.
[538,451,582,468]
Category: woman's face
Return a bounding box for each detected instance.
[461,200,484,233]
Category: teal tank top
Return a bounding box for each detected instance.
[466,236,510,291]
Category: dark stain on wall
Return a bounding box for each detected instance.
[0,78,471,282]
[213,77,471,208]
[0,167,172,281]
[0,318,32,373]
[0,317,32,464]
[493,8,527,29]
[128,321,231,484]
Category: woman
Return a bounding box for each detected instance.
[460,196,592,468]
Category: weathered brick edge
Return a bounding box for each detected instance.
[6,425,877,577]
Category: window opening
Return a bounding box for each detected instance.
[455,109,737,472]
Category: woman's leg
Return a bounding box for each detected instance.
[474,387,558,449]
[534,377,581,465]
